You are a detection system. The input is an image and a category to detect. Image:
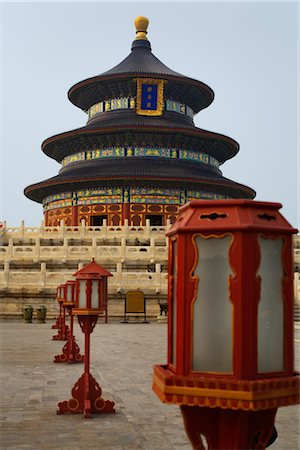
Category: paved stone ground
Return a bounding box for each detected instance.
[0,320,299,450]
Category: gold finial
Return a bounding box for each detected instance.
[134,16,149,40]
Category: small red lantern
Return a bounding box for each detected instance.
[52,286,62,329]
[153,200,299,449]
[52,283,69,341]
[73,259,111,315]
[54,280,84,364]
[58,284,66,301]
[57,259,115,418]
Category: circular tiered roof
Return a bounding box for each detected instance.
[24,16,255,205]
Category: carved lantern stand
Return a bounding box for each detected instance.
[52,286,62,329]
[57,259,115,418]
[52,283,70,340]
[54,280,84,364]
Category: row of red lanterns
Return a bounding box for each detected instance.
[49,200,299,448]
[51,259,115,418]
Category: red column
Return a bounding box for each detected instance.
[71,206,78,226]
[122,203,130,225]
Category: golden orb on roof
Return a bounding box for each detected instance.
[134,16,149,40]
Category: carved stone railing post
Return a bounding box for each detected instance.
[39,220,44,235]
[20,220,25,238]
[150,238,155,260]
[155,263,161,288]
[145,219,150,239]
[59,220,65,238]
[35,237,40,262]
[92,237,97,258]
[40,263,47,288]
[102,220,108,239]
[116,262,122,292]
[4,261,9,287]
[121,238,126,261]
[63,238,68,262]
[7,238,13,261]
[80,220,85,239]
[124,219,129,238]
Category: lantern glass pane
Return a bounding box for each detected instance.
[78,281,86,308]
[67,285,72,302]
[192,235,233,373]
[91,280,99,309]
[171,240,177,366]
[60,286,64,298]
[257,236,284,372]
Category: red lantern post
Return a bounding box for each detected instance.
[54,280,84,363]
[153,200,299,449]
[52,284,69,340]
[52,286,62,329]
[57,259,115,418]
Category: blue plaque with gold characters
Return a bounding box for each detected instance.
[136,78,165,116]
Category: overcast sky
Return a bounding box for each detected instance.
[1,2,299,227]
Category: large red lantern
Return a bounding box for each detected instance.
[153,200,299,449]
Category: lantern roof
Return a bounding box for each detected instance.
[167,200,298,235]
[73,259,113,278]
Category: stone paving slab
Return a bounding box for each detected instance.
[0,320,299,449]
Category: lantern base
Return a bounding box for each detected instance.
[54,335,84,364]
[57,372,115,418]
[180,405,277,450]
[52,324,70,341]
[153,365,300,411]
[51,316,62,329]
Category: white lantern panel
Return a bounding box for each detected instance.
[91,280,99,309]
[192,235,233,373]
[78,280,86,308]
[67,284,72,302]
[257,236,284,373]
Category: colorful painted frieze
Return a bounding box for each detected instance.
[62,147,219,168]
[87,95,194,120]
[133,147,171,157]
[77,188,122,198]
[44,199,73,211]
[186,190,227,200]
[43,192,72,205]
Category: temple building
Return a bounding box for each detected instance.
[24,17,255,227]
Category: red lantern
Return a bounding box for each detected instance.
[73,259,111,315]
[57,259,115,418]
[52,283,69,340]
[58,284,66,301]
[52,286,62,329]
[54,280,83,364]
[153,200,299,449]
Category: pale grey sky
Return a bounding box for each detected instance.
[1,2,299,227]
